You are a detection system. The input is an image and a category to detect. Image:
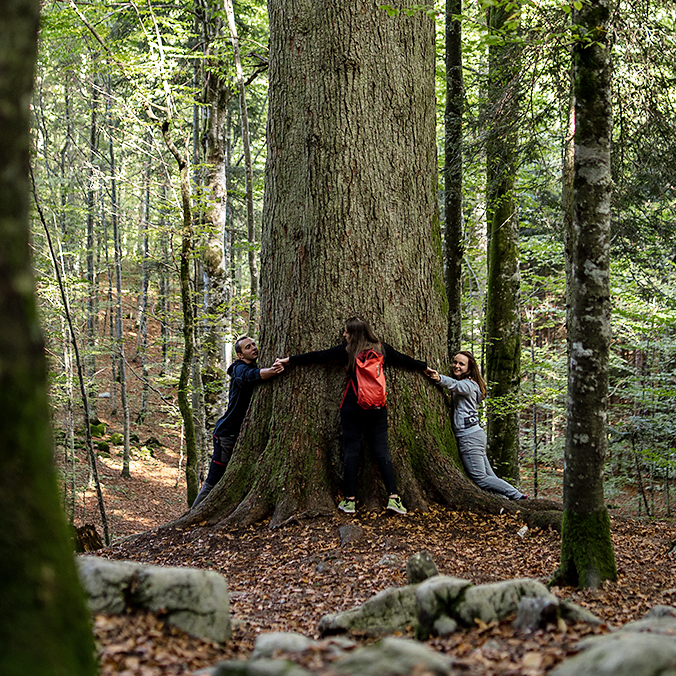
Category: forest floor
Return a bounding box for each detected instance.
[61,427,676,676]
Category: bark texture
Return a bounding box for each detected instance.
[161,122,199,506]
[202,71,231,431]
[0,0,97,671]
[171,0,564,532]
[484,3,522,482]
[556,0,617,588]
[181,0,459,528]
[445,0,464,358]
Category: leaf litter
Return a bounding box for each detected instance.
[64,434,676,675]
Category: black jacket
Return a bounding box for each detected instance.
[213,359,262,439]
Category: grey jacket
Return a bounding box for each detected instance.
[437,375,483,436]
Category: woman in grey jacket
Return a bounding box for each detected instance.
[427,351,527,500]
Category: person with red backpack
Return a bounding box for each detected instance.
[276,317,429,515]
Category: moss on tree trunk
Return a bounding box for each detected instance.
[552,509,616,588]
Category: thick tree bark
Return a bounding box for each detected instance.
[0,0,97,670]
[554,0,617,589]
[170,0,564,533]
[175,0,453,528]
[445,0,464,359]
[168,0,565,533]
[484,2,521,483]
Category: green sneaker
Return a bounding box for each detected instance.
[387,496,407,514]
[338,499,356,514]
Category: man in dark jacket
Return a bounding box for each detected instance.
[191,336,283,508]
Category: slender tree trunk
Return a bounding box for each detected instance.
[59,78,74,269]
[203,72,231,430]
[85,75,99,416]
[445,0,464,358]
[159,184,171,375]
[224,104,235,367]
[484,2,522,482]
[562,72,575,312]
[136,140,151,422]
[555,0,616,589]
[146,0,199,503]
[161,123,199,505]
[32,172,111,545]
[107,95,131,478]
[102,186,118,413]
[224,0,258,334]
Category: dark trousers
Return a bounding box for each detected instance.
[340,392,397,497]
[192,434,236,508]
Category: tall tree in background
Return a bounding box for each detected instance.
[445,0,464,358]
[554,0,616,588]
[198,0,234,435]
[484,0,522,482]
[225,0,259,335]
[0,0,97,670]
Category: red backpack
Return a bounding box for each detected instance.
[352,348,387,409]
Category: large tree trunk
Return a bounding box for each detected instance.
[554,0,616,589]
[484,2,522,482]
[177,0,454,528]
[170,0,562,533]
[0,0,97,670]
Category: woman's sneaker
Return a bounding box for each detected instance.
[387,496,407,514]
[338,499,356,514]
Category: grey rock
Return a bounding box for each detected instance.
[318,585,418,636]
[252,632,314,659]
[332,637,454,676]
[406,551,439,584]
[550,632,676,676]
[415,575,471,639]
[338,524,365,545]
[617,615,676,636]
[559,599,603,625]
[643,604,676,619]
[432,615,458,637]
[512,595,560,632]
[77,556,140,614]
[456,578,556,626]
[77,555,231,643]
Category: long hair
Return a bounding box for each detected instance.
[344,317,381,371]
[457,350,487,398]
